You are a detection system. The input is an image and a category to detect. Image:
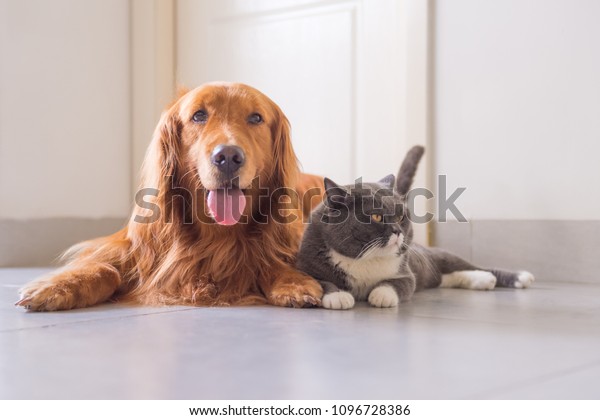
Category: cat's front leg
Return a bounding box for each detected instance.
[368,277,416,308]
[320,281,355,310]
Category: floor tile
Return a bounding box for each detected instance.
[1,269,599,399]
[1,269,191,332]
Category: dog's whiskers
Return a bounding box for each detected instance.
[179,168,197,182]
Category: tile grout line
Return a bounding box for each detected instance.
[0,306,202,334]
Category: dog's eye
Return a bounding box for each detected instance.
[247,113,263,125]
[192,110,208,124]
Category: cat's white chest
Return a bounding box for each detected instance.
[328,249,403,300]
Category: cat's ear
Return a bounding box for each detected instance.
[324,177,348,207]
[378,174,396,190]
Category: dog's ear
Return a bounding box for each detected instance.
[270,104,299,189]
[139,107,182,192]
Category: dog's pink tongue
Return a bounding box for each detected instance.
[207,188,246,226]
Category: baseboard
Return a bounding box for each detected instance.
[3,217,598,282]
[0,218,127,267]
[434,220,600,284]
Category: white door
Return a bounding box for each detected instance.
[176,0,429,242]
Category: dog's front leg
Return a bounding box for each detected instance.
[263,264,323,308]
[16,263,122,311]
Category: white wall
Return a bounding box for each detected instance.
[0,0,131,220]
[435,0,600,221]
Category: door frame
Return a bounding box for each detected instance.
[130,0,433,243]
[406,0,433,244]
[130,0,176,195]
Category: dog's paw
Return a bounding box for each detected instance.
[514,271,535,289]
[322,291,355,310]
[16,278,77,311]
[268,275,323,308]
[368,285,399,308]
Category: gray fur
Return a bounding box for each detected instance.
[396,145,425,196]
[297,146,531,308]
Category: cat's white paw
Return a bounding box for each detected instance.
[322,291,355,310]
[368,285,399,308]
[468,271,498,290]
[441,270,497,290]
[514,271,535,289]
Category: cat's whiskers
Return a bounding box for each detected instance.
[356,238,380,258]
[356,244,374,259]
[357,237,385,259]
[357,237,380,255]
[337,234,355,246]
[406,246,439,275]
[361,245,381,259]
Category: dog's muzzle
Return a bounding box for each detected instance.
[211,144,245,181]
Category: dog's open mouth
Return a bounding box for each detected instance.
[206,187,247,226]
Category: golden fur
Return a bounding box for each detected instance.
[17,83,324,311]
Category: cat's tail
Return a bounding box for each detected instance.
[396,145,425,196]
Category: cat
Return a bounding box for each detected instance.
[297,146,535,309]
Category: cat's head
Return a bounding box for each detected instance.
[319,175,413,259]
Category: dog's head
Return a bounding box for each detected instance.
[140,82,299,226]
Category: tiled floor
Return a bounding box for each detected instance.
[1,268,599,399]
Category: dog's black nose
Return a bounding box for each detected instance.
[211,145,245,177]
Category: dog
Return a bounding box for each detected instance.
[17,82,324,310]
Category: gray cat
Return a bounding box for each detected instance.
[297,146,534,309]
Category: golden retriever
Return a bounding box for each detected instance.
[16,82,324,310]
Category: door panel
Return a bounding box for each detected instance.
[177,0,429,243]
[178,0,407,182]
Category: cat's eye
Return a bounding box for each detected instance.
[248,113,263,125]
[192,110,208,124]
[371,214,383,223]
